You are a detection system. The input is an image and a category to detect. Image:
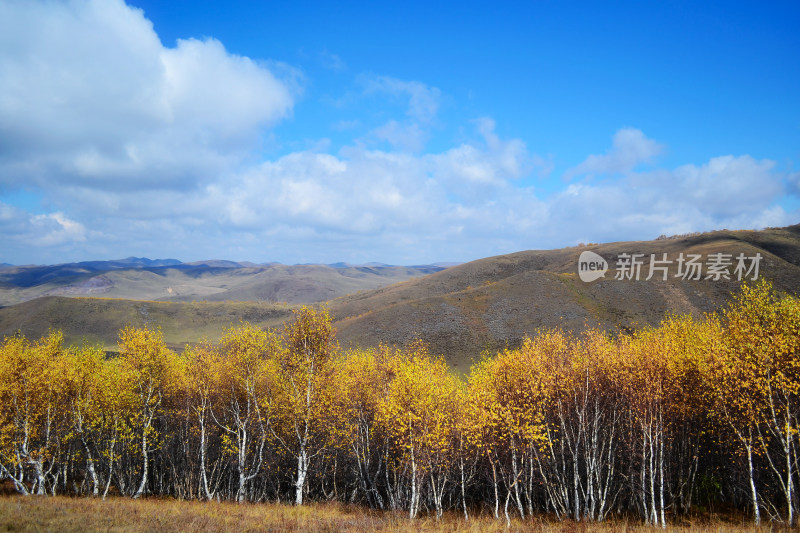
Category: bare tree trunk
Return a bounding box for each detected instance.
[295,448,308,505]
[85,448,99,497]
[409,442,419,519]
[133,429,148,498]
[511,448,525,519]
[460,455,469,521]
[491,457,500,519]
[0,462,30,495]
[746,438,760,525]
[199,417,213,500]
[102,433,116,500]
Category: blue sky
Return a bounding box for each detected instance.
[1,0,798,265]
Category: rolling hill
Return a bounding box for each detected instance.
[328,225,800,369]
[0,260,445,306]
[1,225,798,368]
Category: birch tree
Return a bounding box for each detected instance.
[216,324,276,502]
[118,326,178,499]
[723,281,800,525]
[269,307,338,505]
[0,331,68,495]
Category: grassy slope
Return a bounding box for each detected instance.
[0,297,292,351]
[329,225,800,371]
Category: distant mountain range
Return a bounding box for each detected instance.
[1,224,798,370]
[0,258,450,306]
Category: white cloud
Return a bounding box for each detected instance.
[0,0,295,192]
[429,118,532,190]
[565,128,664,179]
[540,153,795,247]
[0,3,792,266]
[359,76,443,153]
[189,119,544,262]
[30,212,87,246]
[0,203,87,254]
[671,155,781,218]
[370,120,427,152]
[529,129,796,250]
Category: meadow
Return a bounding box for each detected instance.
[0,495,767,532]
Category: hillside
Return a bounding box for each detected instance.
[0,260,444,306]
[328,225,800,370]
[0,225,798,365]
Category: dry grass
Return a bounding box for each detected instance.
[0,297,294,351]
[333,225,800,368]
[0,496,775,533]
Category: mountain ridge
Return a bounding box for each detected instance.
[327,224,800,369]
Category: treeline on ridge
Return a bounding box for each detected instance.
[0,281,798,527]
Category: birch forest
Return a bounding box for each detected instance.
[1,281,798,526]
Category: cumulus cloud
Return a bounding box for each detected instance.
[541,152,794,247]
[0,202,89,262]
[359,76,443,153]
[370,120,427,152]
[0,0,296,193]
[29,212,88,246]
[199,119,541,261]
[424,118,534,206]
[1,121,795,264]
[564,128,664,179]
[670,155,781,218]
[0,3,792,266]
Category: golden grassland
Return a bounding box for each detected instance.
[0,496,772,533]
[0,296,293,351]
